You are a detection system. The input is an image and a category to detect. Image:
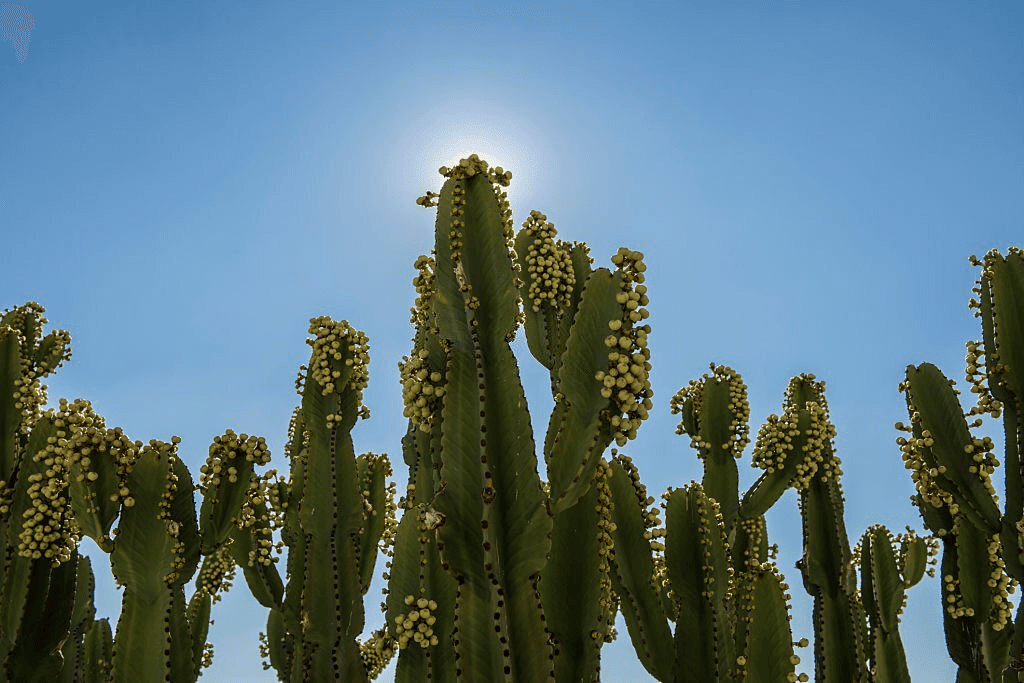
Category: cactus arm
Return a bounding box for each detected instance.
[540,460,613,683]
[4,551,78,682]
[670,364,750,524]
[186,587,212,677]
[975,251,1024,591]
[385,426,456,682]
[356,452,392,594]
[938,543,987,680]
[904,363,1002,534]
[740,376,838,520]
[291,318,371,682]
[228,511,285,609]
[545,268,621,512]
[859,526,913,683]
[981,248,1024,401]
[197,430,271,554]
[386,507,457,682]
[263,608,292,676]
[82,618,113,683]
[166,586,198,681]
[0,327,21,483]
[664,484,732,682]
[428,162,555,681]
[0,416,56,660]
[799,458,868,683]
[514,211,582,375]
[58,554,96,683]
[606,456,674,681]
[109,448,186,682]
[735,565,800,683]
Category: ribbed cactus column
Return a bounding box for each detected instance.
[897,247,1024,680]
[423,156,555,682]
[231,317,396,682]
[0,303,81,682]
[608,364,802,682]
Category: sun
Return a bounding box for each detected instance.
[412,119,546,209]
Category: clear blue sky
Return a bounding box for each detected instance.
[3,2,1022,680]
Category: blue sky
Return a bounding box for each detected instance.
[2,1,1022,680]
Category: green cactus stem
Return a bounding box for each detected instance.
[237,317,397,682]
[423,156,555,682]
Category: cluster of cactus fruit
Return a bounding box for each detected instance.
[0,155,1020,681]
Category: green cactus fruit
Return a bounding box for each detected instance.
[198,429,271,554]
[58,398,138,553]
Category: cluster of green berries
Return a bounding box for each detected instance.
[597,248,653,446]
[360,627,397,678]
[593,459,618,642]
[237,471,287,567]
[751,375,841,490]
[399,347,445,433]
[671,363,751,459]
[394,594,439,649]
[194,541,237,604]
[199,429,270,491]
[895,417,998,520]
[409,254,437,329]
[305,317,370,416]
[520,210,576,314]
[17,425,80,563]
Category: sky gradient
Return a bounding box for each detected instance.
[2,2,1023,680]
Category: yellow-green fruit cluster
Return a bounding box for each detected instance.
[895,423,997,519]
[195,542,237,604]
[17,427,79,563]
[594,459,618,642]
[237,473,287,567]
[964,339,1002,419]
[751,375,841,490]
[394,595,439,649]
[199,430,270,490]
[408,254,437,329]
[399,348,445,433]
[305,317,370,410]
[520,210,576,314]
[598,248,653,446]
[360,628,397,678]
[670,363,751,459]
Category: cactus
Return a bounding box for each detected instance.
[3,162,1010,683]
[231,316,398,682]
[383,156,657,682]
[0,303,265,682]
[898,246,1024,681]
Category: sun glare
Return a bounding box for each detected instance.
[415,120,544,208]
